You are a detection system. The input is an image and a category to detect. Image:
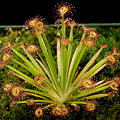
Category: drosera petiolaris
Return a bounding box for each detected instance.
[1,1,120,119]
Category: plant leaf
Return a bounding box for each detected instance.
[11,47,39,75]
[69,101,87,104]
[62,15,66,39]
[6,65,43,90]
[12,58,37,76]
[81,58,107,80]
[36,31,59,91]
[42,31,55,66]
[25,92,49,100]
[76,85,109,99]
[36,58,53,83]
[75,47,103,82]
[17,99,53,104]
[23,47,44,75]
[87,64,106,79]
[84,94,109,100]
[42,104,55,109]
[67,46,86,90]
[57,38,62,78]
[61,45,68,92]
[21,88,56,99]
[7,65,34,82]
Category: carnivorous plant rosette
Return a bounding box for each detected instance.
[1,2,120,118]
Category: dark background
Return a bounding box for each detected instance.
[0,0,120,25]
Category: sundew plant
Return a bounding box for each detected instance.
[1,2,120,118]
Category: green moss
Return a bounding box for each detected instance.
[0,26,120,119]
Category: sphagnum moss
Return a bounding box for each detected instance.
[1,2,120,119]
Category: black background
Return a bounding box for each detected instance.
[0,0,119,25]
